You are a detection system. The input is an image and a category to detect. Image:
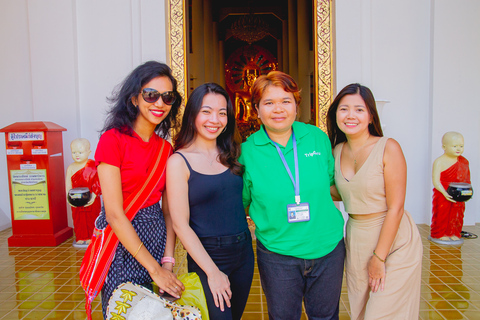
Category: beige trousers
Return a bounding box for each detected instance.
[345,211,422,320]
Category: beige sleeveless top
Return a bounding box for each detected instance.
[333,137,389,215]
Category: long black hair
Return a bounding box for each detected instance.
[174,83,243,175]
[327,83,383,148]
[101,61,181,138]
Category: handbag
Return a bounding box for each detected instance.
[176,272,210,320]
[79,138,169,320]
[106,282,202,320]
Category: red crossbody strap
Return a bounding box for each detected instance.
[123,139,168,217]
[80,139,169,320]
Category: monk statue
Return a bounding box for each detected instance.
[430,132,471,243]
[65,138,101,248]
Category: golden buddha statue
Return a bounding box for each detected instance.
[235,60,259,123]
[225,45,278,140]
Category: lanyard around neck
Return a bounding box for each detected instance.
[264,128,300,204]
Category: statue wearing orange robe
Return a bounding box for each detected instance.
[431,131,470,240]
[431,156,470,239]
[66,138,101,245]
[70,159,101,241]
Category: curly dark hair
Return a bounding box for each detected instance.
[100,61,181,138]
[174,83,243,176]
[327,83,383,148]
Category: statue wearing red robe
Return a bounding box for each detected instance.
[71,159,101,241]
[431,156,470,239]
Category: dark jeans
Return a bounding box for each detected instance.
[188,229,255,320]
[256,238,345,320]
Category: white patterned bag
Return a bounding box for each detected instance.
[106,282,202,320]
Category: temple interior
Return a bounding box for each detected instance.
[187,0,316,140]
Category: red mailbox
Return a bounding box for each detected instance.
[0,121,73,246]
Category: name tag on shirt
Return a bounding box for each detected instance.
[287,203,310,223]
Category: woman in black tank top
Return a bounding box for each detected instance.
[166,83,254,320]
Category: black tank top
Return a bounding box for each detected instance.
[177,152,248,237]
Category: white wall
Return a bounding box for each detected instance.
[0,0,167,231]
[75,0,168,147]
[0,0,33,229]
[335,0,480,224]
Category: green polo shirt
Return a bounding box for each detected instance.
[239,121,344,259]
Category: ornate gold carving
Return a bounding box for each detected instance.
[164,0,189,265]
[315,0,334,132]
[167,0,187,102]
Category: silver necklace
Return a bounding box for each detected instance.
[349,136,370,167]
[198,151,217,166]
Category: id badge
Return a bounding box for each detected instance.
[287,202,310,223]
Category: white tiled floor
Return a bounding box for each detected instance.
[1,224,480,319]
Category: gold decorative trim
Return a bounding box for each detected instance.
[167,0,187,102]
[167,1,188,272]
[314,0,334,132]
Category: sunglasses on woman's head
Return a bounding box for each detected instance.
[141,88,176,105]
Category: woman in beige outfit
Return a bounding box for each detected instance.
[327,83,422,319]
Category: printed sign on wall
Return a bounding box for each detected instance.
[10,169,50,220]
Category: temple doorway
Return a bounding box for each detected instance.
[167,0,334,136]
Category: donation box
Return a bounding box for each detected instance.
[0,121,73,246]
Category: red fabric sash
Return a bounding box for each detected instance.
[431,156,471,238]
[79,139,168,320]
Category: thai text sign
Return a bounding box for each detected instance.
[8,132,44,141]
[10,169,50,220]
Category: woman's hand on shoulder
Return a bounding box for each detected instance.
[207,269,232,312]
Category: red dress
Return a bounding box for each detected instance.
[71,159,102,241]
[431,156,470,239]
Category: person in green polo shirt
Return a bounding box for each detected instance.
[239,71,345,320]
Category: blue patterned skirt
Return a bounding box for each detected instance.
[96,203,166,318]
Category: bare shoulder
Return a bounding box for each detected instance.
[66,163,75,172]
[384,138,404,155]
[167,152,187,169]
[383,138,406,166]
[432,154,455,172]
[432,155,444,166]
[166,151,190,179]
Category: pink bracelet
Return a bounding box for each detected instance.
[161,256,175,266]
